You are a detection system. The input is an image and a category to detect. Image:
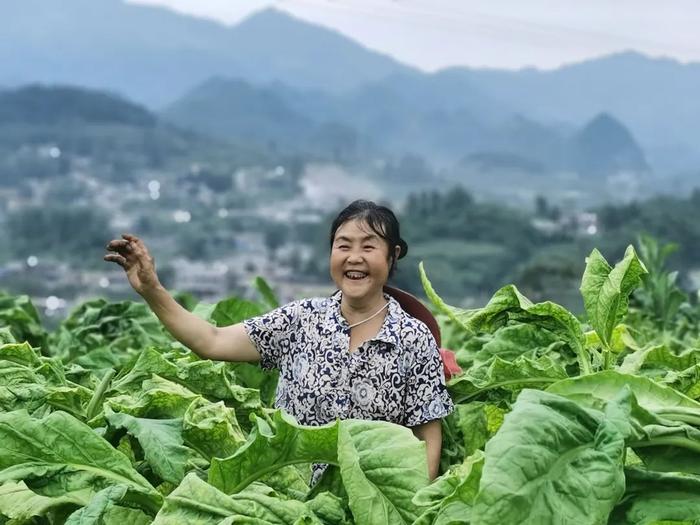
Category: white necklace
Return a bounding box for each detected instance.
[345,302,389,329]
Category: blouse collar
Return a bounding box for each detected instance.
[327,290,402,347]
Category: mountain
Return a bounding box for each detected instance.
[0,85,269,187]
[569,113,648,177]
[5,1,700,173]
[0,84,155,126]
[162,77,374,159]
[163,77,314,148]
[447,52,700,171]
[2,0,413,107]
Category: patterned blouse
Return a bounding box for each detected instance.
[243,290,454,429]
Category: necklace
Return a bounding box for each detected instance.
[345,302,389,329]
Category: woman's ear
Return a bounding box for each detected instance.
[393,244,401,261]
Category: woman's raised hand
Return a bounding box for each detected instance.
[104,233,161,295]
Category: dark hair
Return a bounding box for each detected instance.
[329,200,408,277]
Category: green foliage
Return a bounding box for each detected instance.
[422,244,700,525]
[0,292,47,351]
[634,235,688,331]
[4,247,700,524]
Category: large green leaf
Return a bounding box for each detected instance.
[0,480,90,522]
[209,411,339,494]
[412,451,484,525]
[103,375,201,422]
[112,347,259,410]
[419,262,478,335]
[609,469,700,525]
[210,410,429,525]
[105,408,191,485]
[600,386,700,475]
[547,370,700,425]
[449,403,489,457]
[182,399,246,460]
[0,342,92,418]
[422,278,589,375]
[472,324,566,366]
[338,420,428,525]
[101,506,153,525]
[198,297,266,328]
[153,473,319,524]
[0,342,42,368]
[448,355,568,404]
[471,389,626,525]
[580,246,647,350]
[305,491,351,525]
[620,345,699,377]
[0,410,162,514]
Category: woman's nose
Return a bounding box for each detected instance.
[347,250,364,262]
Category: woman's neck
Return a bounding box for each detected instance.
[340,292,388,325]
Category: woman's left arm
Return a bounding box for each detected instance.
[411,419,442,480]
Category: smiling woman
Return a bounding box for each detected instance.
[104,199,454,483]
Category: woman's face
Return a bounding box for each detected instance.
[330,219,394,303]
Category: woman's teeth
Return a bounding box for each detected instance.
[345,271,368,280]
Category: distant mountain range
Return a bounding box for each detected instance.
[163,76,648,177]
[4,0,700,174]
[1,84,649,187]
[3,0,409,107]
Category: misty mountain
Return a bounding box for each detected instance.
[2,0,412,107]
[445,52,700,171]
[0,84,155,126]
[162,77,372,159]
[569,113,649,178]
[163,77,314,148]
[163,73,652,174]
[0,85,268,186]
[4,0,700,174]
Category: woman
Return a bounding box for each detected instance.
[104,200,454,482]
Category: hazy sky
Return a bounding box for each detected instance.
[129,0,700,71]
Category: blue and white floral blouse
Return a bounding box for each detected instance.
[243,290,454,428]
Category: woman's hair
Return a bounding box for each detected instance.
[329,200,408,277]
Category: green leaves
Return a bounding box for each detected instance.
[581,245,647,351]
[210,410,429,524]
[0,292,47,352]
[338,420,428,525]
[421,262,590,375]
[0,480,90,522]
[413,451,484,525]
[209,410,339,494]
[153,473,322,524]
[609,468,700,525]
[105,408,191,484]
[472,389,626,525]
[0,409,162,514]
[546,370,700,422]
[49,299,172,369]
[449,355,567,404]
[3,242,700,525]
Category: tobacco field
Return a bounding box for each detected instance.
[2,238,700,524]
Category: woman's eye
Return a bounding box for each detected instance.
[363,245,375,251]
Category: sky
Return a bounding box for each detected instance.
[128,0,700,71]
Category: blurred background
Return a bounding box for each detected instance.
[2,0,699,326]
